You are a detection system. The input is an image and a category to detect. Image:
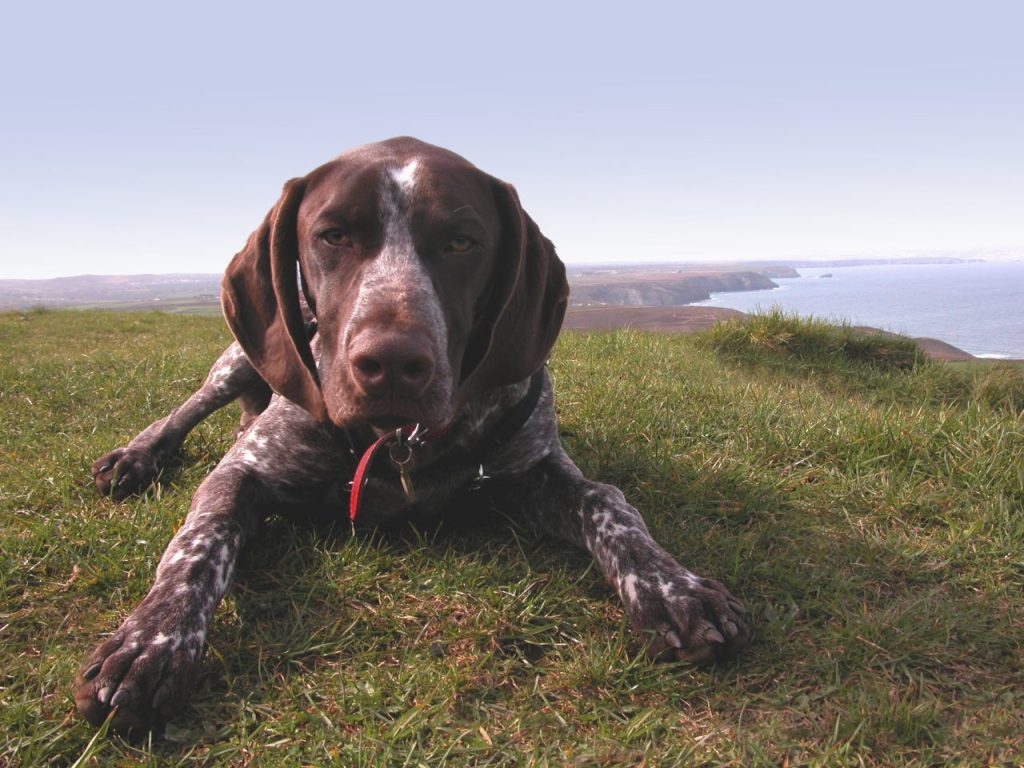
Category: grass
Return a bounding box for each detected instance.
[1,308,1022,766]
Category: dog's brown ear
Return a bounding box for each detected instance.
[459,181,569,400]
[221,178,327,421]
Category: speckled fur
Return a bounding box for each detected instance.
[76,139,748,735]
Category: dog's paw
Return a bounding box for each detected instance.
[620,562,748,665]
[73,613,202,735]
[92,447,161,501]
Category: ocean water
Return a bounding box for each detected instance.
[695,261,1024,359]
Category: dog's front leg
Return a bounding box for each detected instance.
[511,446,749,664]
[73,462,264,734]
[75,399,343,734]
[92,342,270,500]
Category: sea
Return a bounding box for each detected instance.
[694,260,1024,359]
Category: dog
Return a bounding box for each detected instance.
[75,137,748,733]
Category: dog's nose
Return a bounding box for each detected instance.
[348,329,435,399]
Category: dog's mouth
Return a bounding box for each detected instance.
[367,415,417,432]
[323,374,455,434]
[333,395,451,436]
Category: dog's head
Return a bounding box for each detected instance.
[221,137,568,432]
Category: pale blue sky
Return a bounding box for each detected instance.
[2,0,1022,278]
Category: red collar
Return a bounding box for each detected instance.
[346,369,545,522]
[348,423,443,522]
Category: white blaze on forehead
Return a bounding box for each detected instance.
[390,159,419,194]
[379,160,419,253]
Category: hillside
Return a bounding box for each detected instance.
[564,304,746,332]
[2,309,1022,766]
[564,305,980,361]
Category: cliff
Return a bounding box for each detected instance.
[568,271,777,306]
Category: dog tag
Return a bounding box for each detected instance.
[397,462,416,502]
[389,442,416,502]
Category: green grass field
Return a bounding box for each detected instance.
[2,309,1022,767]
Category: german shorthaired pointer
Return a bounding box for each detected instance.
[75,137,748,733]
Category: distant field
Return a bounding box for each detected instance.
[2,309,1022,766]
[71,298,224,316]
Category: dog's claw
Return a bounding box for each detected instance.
[623,562,748,665]
[152,682,171,710]
[74,606,201,734]
[92,446,163,500]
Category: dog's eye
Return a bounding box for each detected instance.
[319,229,353,248]
[445,236,476,254]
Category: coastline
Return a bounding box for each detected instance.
[691,260,1024,360]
